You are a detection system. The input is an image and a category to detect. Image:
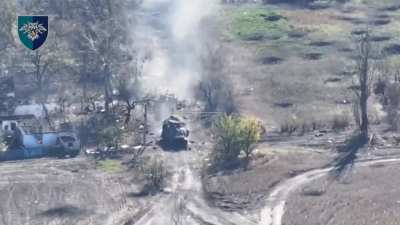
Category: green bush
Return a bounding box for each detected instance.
[213,115,262,162]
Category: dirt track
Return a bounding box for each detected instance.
[2,147,400,225]
[259,157,400,225]
[0,147,255,225]
[134,147,257,225]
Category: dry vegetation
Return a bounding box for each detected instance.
[202,0,400,219]
[284,162,400,225]
[3,0,400,224]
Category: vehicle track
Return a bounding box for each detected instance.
[132,149,257,225]
[259,157,400,225]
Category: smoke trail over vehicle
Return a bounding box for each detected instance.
[135,0,219,100]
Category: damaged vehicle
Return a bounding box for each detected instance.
[0,115,80,161]
[161,115,189,150]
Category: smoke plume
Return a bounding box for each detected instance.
[134,0,219,100]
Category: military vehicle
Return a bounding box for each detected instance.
[161,115,189,149]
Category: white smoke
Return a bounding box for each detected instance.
[134,0,219,100]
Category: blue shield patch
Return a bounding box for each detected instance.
[18,16,48,50]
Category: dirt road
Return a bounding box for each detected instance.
[134,148,256,225]
[259,157,400,225]
[2,148,400,225]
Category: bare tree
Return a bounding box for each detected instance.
[333,29,377,177]
[353,30,374,142]
[0,1,15,52]
[116,78,139,127]
[197,46,236,117]
[29,50,56,129]
[70,0,139,114]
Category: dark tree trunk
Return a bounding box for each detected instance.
[103,64,112,113]
[358,33,371,142]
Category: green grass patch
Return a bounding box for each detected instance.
[97,160,125,173]
[224,6,291,41]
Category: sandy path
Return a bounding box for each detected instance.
[259,157,400,225]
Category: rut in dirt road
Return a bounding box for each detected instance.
[259,157,400,225]
[133,148,257,225]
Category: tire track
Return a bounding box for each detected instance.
[259,157,400,225]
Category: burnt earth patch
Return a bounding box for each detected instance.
[351,29,367,36]
[341,6,356,14]
[39,205,86,218]
[288,30,307,39]
[302,53,323,61]
[350,19,366,25]
[309,41,334,47]
[375,14,390,19]
[337,70,356,77]
[383,44,400,56]
[338,47,353,53]
[308,2,330,10]
[274,101,294,108]
[348,85,360,91]
[382,5,400,12]
[324,78,342,84]
[263,14,285,22]
[370,19,391,26]
[335,16,364,25]
[370,35,391,42]
[261,56,284,65]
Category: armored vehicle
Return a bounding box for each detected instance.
[161,115,189,149]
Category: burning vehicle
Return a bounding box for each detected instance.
[0,115,80,161]
[161,115,189,150]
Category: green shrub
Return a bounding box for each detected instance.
[213,115,262,162]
